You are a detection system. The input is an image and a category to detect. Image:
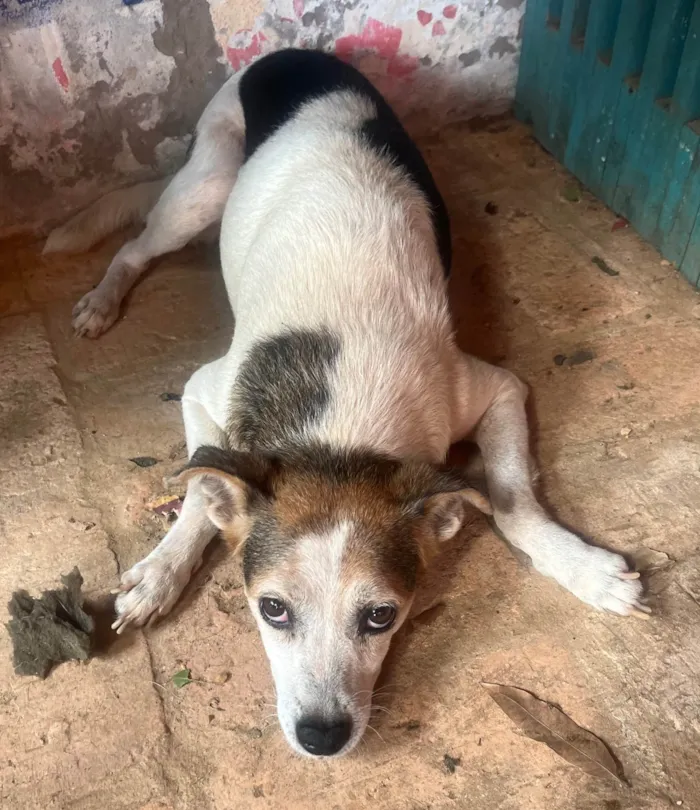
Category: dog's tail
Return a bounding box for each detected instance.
[42,177,170,254]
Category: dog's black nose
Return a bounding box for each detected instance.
[296,715,353,756]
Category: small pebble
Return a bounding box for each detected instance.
[660,259,671,267]
[620,427,632,438]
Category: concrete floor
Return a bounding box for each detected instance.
[1,118,700,810]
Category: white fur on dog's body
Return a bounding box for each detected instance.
[219,92,456,462]
[51,59,645,757]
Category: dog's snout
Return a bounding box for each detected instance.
[296,715,353,756]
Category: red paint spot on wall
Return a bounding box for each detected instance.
[432,20,446,36]
[52,57,69,91]
[226,32,265,71]
[293,0,304,18]
[443,5,458,19]
[336,19,419,80]
[417,10,432,25]
[336,17,402,61]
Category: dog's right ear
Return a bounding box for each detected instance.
[168,446,275,538]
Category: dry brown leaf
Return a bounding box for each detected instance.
[482,682,625,782]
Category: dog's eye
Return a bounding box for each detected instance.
[361,604,397,634]
[259,597,290,627]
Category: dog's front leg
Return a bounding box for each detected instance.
[112,363,228,632]
[451,352,647,617]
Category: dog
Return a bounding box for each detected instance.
[45,49,647,758]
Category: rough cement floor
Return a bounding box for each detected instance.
[1,118,700,810]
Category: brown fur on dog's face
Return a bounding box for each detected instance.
[173,444,490,756]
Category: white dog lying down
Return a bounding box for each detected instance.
[45,49,646,758]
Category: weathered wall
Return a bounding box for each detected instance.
[0,0,525,237]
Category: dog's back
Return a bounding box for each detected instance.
[220,50,458,462]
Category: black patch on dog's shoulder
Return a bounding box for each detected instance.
[238,49,451,275]
[230,329,340,451]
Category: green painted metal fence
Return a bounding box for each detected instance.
[515,0,700,287]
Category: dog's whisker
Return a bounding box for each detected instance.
[371,685,397,696]
[365,723,386,744]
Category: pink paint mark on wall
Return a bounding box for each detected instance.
[52,57,69,91]
[226,31,265,71]
[417,10,433,25]
[335,18,402,61]
[293,0,304,18]
[336,18,418,79]
[443,5,458,19]
[432,20,446,36]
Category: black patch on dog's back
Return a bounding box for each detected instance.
[239,49,451,275]
[230,328,340,451]
[359,116,451,272]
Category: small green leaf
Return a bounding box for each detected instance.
[173,667,192,688]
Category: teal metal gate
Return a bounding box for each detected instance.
[515,0,700,287]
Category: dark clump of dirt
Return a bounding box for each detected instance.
[129,456,159,468]
[568,348,596,366]
[443,753,462,773]
[6,568,94,678]
[554,349,596,367]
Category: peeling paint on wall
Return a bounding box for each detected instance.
[0,0,524,237]
[0,0,63,26]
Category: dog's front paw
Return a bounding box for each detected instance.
[72,289,120,338]
[111,553,202,634]
[564,546,648,618]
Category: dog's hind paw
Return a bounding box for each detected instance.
[72,289,120,338]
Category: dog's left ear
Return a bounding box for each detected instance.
[393,463,492,564]
[168,446,275,540]
[422,487,492,541]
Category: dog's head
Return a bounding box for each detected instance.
[173,444,490,758]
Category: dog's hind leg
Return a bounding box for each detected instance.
[451,352,648,617]
[72,76,246,338]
